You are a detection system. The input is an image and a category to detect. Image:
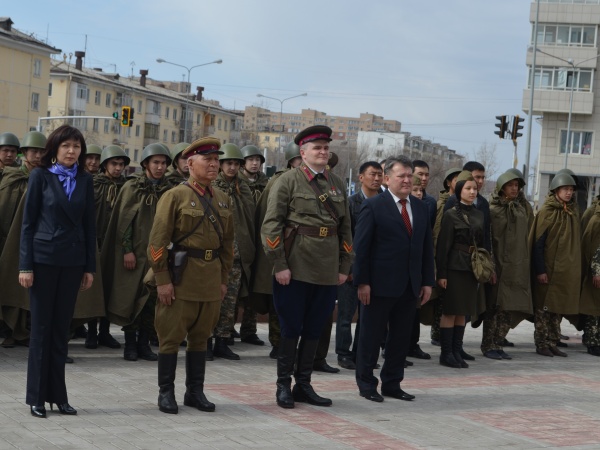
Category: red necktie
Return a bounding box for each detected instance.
[400,199,412,237]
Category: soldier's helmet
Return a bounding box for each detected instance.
[241,145,265,163]
[556,168,578,186]
[100,145,130,167]
[86,144,103,157]
[549,173,576,192]
[219,143,244,161]
[141,143,172,166]
[496,170,525,193]
[0,132,20,148]
[170,142,190,168]
[284,142,300,162]
[21,131,47,150]
[443,168,462,190]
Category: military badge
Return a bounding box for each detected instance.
[266,236,281,249]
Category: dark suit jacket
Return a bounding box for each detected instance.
[20,168,96,272]
[352,190,435,298]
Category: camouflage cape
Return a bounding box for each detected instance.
[212,172,256,298]
[579,200,600,316]
[165,167,186,188]
[239,169,269,203]
[529,193,580,315]
[0,165,29,254]
[489,190,533,325]
[0,190,104,327]
[94,173,127,246]
[101,173,171,326]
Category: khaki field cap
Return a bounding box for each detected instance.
[182,137,222,158]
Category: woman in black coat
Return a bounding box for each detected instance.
[436,172,484,369]
[19,125,96,418]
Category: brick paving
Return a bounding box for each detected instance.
[1,319,600,449]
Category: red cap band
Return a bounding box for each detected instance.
[299,133,331,147]
[191,144,220,155]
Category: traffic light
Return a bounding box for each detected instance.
[511,115,524,140]
[494,115,508,139]
[121,106,131,127]
[112,112,119,120]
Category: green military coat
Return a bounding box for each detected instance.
[0,165,29,254]
[165,167,187,187]
[212,172,256,298]
[580,201,600,316]
[94,173,127,247]
[239,170,269,203]
[101,173,171,325]
[261,164,353,286]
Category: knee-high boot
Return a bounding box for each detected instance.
[157,353,178,414]
[439,327,461,368]
[276,337,298,408]
[123,331,138,361]
[452,325,469,368]
[137,330,158,361]
[292,338,332,407]
[183,351,215,412]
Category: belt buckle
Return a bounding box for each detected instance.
[319,227,328,237]
[204,250,213,261]
[469,246,476,254]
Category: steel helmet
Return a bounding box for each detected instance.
[21,131,47,150]
[219,143,244,161]
[284,142,300,162]
[87,144,102,156]
[170,142,190,167]
[443,167,462,190]
[0,132,20,148]
[556,168,578,185]
[141,143,172,166]
[549,173,576,192]
[241,145,265,163]
[506,168,524,179]
[100,145,131,167]
[496,170,525,193]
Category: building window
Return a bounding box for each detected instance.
[534,24,596,47]
[138,100,142,112]
[95,91,101,105]
[31,93,39,111]
[105,93,112,107]
[165,107,170,119]
[265,136,270,142]
[210,115,215,126]
[33,59,41,77]
[48,83,53,96]
[135,125,140,137]
[377,138,383,145]
[76,84,88,100]
[145,123,160,140]
[560,130,593,155]
[529,67,593,92]
[218,118,222,130]
[197,113,201,125]
[173,109,178,121]
[163,129,168,142]
[134,149,139,162]
[171,131,177,143]
[224,120,228,131]
[93,118,99,132]
[104,119,109,134]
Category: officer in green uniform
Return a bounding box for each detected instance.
[148,137,234,414]
[0,132,20,184]
[166,142,190,186]
[84,144,102,175]
[85,145,131,350]
[262,125,353,409]
[239,145,269,203]
[101,143,172,362]
[249,142,302,359]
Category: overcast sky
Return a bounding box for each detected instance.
[6,0,537,176]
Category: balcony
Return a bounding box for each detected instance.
[522,88,594,114]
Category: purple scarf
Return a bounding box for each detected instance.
[48,162,78,200]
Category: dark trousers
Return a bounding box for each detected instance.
[336,281,359,359]
[355,285,417,393]
[409,309,421,350]
[27,264,83,406]
[314,314,333,365]
[272,278,336,339]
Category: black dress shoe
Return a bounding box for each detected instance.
[98,333,121,349]
[313,361,340,373]
[497,349,512,360]
[231,328,241,339]
[556,341,568,348]
[51,403,77,415]
[65,356,74,364]
[404,359,414,367]
[241,334,265,346]
[408,345,431,360]
[381,388,415,401]
[498,338,515,347]
[269,346,278,359]
[360,390,384,402]
[30,405,46,418]
[338,357,356,370]
[483,350,502,360]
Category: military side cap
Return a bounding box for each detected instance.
[182,137,222,158]
[457,170,474,183]
[412,174,422,186]
[294,125,333,146]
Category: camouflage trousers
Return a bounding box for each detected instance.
[534,309,561,349]
[480,306,511,353]
[215,259,242,338]
[235,297,258,339]
[430,299,443,342]
[583,315,600,347]
[123,289,157,336]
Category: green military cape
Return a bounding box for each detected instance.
[489,191,533,325]
[101,173,171,326]
[0,165,29,254]
[212,172,256,298]
[581,196,599,235]
[579,201,600,316]
[529,194,580,315]
[94,173,127,245]
[239,170,269,203]
[165,167,187,188]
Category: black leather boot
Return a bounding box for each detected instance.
[206,337,214,361]
[85,319,98,349]
[292,339,332,407]
[439,327,461,368]
[213,337,240,360]
[98,318,121,349]
[137,330,158,361]
[276,337,298,408]
[183,351,215,412]
[452,325,469,368]
[158,353,178,414]
[123,331,138,361]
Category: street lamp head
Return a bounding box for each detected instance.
[257,94,264,98]
[300,93,308,97]
[156,58,165,63]
[214,59,223,64]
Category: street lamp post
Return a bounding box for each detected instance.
[532,48,600,168]
[256,93,307,167]
[156,58,223,142]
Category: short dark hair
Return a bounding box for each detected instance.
[41,125,87,172]
[359,161,383,174]
[463,161,485,172]
[412,159,429,170]
[384,156,413,176]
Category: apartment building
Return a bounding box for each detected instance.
[48,52,240,169]
[0,17,60,138]
[523,0,600,207]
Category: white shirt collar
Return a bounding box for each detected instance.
[389,191,410,205]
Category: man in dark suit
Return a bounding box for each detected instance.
[353,156,435,402]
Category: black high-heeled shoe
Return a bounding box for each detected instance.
[50,403,77,415]
[30,405,47,418]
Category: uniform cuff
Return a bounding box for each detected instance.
[273,258,289,273]
[339,260,351,276]
[154,270,172,286]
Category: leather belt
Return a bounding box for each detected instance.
[180,246,221,261]
[453,243,475,254]
[296,226,338,237]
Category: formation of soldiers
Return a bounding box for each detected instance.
[1,123,600,414]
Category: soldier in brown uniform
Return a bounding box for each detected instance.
[148,137,234,414]
[262,126,353,409]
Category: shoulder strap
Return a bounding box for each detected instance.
[184,183,224,245]
[308,177,339,224]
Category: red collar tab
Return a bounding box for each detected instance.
[300,164,330,182]
[189,179,212,196]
